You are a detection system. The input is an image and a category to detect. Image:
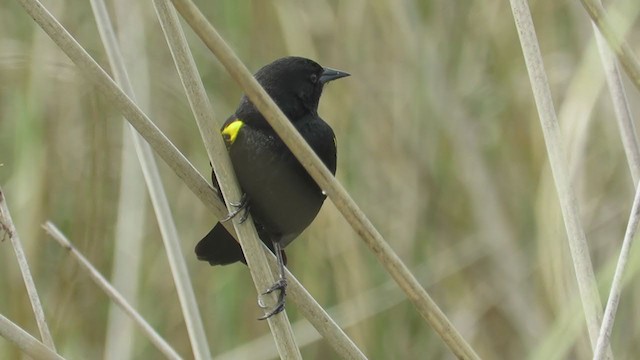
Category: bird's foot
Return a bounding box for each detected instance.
[0,221,11,242]
[257,278,287,320]
[221,193,250,224]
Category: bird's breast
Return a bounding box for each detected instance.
[228,116,336,244]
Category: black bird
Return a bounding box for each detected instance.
[196,56,349,319]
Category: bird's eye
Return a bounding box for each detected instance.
[310,74,318,83]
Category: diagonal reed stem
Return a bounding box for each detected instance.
[168,0,479,358]
[0,313,64,360]
[103,0,149,358]
[13,1,367,359]
[594,26,640,184]
[42,222,182,360]
[590,2,640,355]
[0,187,56,351]
[151,0,301,358]
[579,0,640,92]
[508,0,611,358]
[593,181,640,359]
[88,0,211,358]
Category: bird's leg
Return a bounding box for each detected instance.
[257,240,287,320]
[220,193,250,223]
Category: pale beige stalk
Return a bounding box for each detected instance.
[167,0,480,358]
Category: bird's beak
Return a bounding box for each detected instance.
[319,67,350,84]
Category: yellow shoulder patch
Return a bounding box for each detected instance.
[221,119,244,145]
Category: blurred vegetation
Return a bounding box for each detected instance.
[1,0,640,359]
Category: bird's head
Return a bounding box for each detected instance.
[238,56,350,123]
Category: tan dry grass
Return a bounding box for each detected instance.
[1,0,640,359]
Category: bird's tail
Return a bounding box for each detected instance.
[195,222,245,266]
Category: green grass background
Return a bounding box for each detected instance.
[1,0,640,358]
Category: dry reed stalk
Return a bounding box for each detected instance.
[151,1,300,357]
[508,0,611,357]
[590,1,640,356]
[593,181,640,358]
[580,0,640,91]
[13,1,367,359]
[0,314,64,360]
[167,0,480,358]
[42,222,182,360]
[89,0,211,357]
[0,187,56,350]
[103,0,150,357]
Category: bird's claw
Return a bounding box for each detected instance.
[0,221,11,242]
[221,193,250,223]
[257,278,287,320]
